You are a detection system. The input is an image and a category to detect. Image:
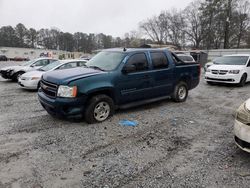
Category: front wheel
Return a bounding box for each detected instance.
[12,71,24,82]
[84,94,114,124]
[171,82,188,102]
[238,74,247,87]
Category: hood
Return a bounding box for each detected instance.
[208,64,245,70]
[245,99,250,111]
[1,65,21,71]
[42,67,105,85]
[21,70,44,78]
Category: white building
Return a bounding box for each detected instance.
[0,47,90,60]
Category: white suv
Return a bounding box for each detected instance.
[205,54,250,86]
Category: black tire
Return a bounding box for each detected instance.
[238,74,247,87]
[37,81,41,90]
[171,81,188,102]
[12,71,24,82]
[84,94,115,124]
[206,81,214,85]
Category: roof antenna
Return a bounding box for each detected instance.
[123,47,127,52]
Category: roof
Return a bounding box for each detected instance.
[224,54,250,57]
[59,59,87,63]
[102,48,172,53]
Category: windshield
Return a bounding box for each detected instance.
[213,56,249,65]
[21,60,35,66]
[85,51,126,71]
[39,61,61,71]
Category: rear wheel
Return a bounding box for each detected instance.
[171,81,188,102]
[238,74,247,87]
[84,94,114,124]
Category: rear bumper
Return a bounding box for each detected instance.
[38,90,87,118]
[189,78,200,90]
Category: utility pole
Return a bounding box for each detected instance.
[224,0,231,49]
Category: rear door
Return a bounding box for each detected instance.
[150,51,174,97]
[117,53,154,104]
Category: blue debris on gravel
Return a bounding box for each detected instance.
[119,120,138,127]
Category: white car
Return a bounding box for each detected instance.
[234,98,250,152]
[18,59,87,90]
[0,57,57,81]
[205,54,250,86]
[204,61,213,72]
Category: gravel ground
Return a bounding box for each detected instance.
[0,61,250,188]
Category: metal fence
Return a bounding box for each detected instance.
[207,49,250,61]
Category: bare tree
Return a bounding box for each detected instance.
[139,16,165,44]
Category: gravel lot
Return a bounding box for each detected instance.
[1,61,250,188]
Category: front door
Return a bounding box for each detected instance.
[117,53,153,104]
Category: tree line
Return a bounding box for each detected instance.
[0,0,250,52]
[140,0,250,49]
[0,23,152,53]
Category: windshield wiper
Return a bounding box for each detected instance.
[88,65,105,71]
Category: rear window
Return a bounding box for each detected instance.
[178,55,194,62]
[150,52,168,69]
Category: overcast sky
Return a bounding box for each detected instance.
[0,0,193,37]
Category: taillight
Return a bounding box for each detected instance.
[198,64,201,80]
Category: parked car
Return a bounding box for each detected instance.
[205,54,250,86]
[38,48,200,123]
[0,58,57,81]
[18,59,87,90]
[204,61,213,72]
[176,54,196,63]
[80,55,91,61]
[234,98,250,153]
[12,57,30,61]
[0,55,8,61]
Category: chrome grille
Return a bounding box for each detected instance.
[40,79,58,98]
[211,70,228,75]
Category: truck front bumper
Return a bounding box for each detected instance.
[38,90,87,118]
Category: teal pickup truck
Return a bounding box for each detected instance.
[38,48,200,123]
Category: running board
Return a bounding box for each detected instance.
[119,96,171,109]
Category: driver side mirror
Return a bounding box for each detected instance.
[122,64,136,74]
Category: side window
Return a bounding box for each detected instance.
[33,59,49,66]
[171,53,182,64]
[58,62,77,70]
[78,61,87,67]
[125,53,148,72]
[150,52,168,69]
[49,59,57,63]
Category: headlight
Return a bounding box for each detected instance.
[235,103,250,125]
[206,69,211,72]
[229,70,240,74]
[31,77,40,80]
[57,85,77,98]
